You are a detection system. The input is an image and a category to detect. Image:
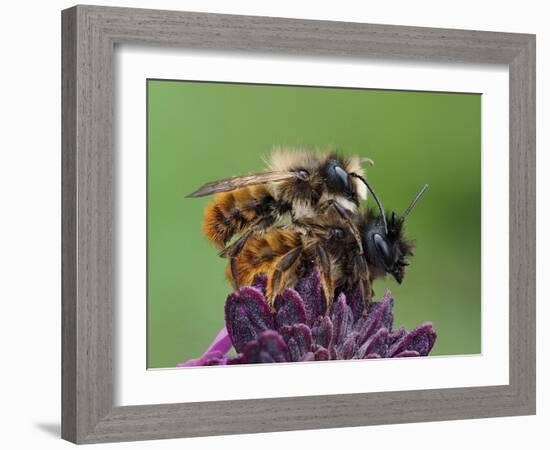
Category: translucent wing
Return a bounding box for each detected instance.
[186,171,297,198]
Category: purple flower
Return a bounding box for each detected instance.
[176,327,233,367]
[178,268,437,366]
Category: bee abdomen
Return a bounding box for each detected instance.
[226,229,303,299]
[202,186,274,248]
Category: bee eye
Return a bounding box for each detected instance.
[373,233,392,264]
[324,160,350,192]
[331,227,345,239]
[296,169,309,180]
[334,166,349,189]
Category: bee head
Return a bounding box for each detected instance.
[361,212,412,283]
[268,150,370,208]
[321,158,359,205]
[360,185,428,284]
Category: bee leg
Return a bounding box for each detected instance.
[219,230,251,259]
[329,200,367,264]
[351,250,371,312]
[355,252,367,275]
[220,216,275,258]
[221,229,254,288]
[360,280,373,314]
[221,215,277,287]
[270,247,303,303]
[368,273,375,300]
[230,257,241,289]
[315,244,334,308]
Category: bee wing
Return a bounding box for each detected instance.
[186,171,297,198]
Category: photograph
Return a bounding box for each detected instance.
[146,79,481,368]
[1,1,541,447]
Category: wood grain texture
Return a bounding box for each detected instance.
[61,4,536,444]
[61,7,77,443]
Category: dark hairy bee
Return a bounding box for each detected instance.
[187,148,378,281]
[227,184,428,309]
[338,184,428,295]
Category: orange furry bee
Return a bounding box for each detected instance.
[187,149,378,282]
[225,210,347,303]
[227,184,428,309]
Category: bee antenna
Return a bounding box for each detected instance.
[401,184,429,222]
[360,157,375,166]
[349,173,387,233]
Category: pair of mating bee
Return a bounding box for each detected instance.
[188,149,427,311]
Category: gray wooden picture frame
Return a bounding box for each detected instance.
[61,4,536,444]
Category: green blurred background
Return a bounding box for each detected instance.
[147,79,481,368]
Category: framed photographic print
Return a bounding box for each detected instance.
[61,4,536,444]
